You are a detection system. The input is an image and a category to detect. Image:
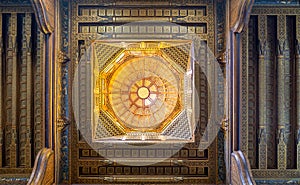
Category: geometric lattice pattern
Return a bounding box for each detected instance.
[92,40,195,143]
[70,1,220,184]
[162,110,192,140]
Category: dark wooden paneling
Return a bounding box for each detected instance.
[0,11,45,176]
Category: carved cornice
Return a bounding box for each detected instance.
[231,151,257,185]
[27,148,55,185]
[104,176,184,183]
[230,0,255,33]
[30,0,54,34]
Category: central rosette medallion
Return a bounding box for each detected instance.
[91,40,194,142]
[108,56,179,131]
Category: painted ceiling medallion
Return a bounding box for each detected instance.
[92,40,195,143]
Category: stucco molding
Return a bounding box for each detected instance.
[30,0,55,34]
[230,0,255,33]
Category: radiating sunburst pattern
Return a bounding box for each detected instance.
[92,40,194,142]
[108,56,180,131]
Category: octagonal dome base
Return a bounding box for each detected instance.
[91,40,195,143]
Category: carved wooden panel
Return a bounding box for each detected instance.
[240,6,300,180]
[0,7,45,178]
[68,0,225,184]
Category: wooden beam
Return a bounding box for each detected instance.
[6,13,18,168]
[257,15,267,170]
[0,13,2,168]
[296,15,300,170]
[276,15,287,170]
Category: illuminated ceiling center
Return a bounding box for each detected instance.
[108,55,180,132]
[92,40,195,143]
